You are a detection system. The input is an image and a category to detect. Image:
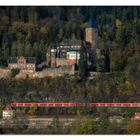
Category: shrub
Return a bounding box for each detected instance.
[11,68,20,77]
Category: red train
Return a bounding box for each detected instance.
[11,102,140,107]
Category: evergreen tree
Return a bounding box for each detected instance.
[11,42,17,57]
[25,41,33,57]
[79,42,87,80]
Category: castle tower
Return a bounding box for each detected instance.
[85,18,98,47]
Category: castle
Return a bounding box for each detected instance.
[85,18,108,72]
[0,18,109,79]
[46,39,82,68]
[46,18,107,72]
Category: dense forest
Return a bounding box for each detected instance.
[0,6,140,67]
[0,75,140,134]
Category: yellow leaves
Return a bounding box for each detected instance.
[127,122,140,134]
[125,80,133,90]
[40,27,48,34]
[23,22,37,33]
[76,109,82,116]
[28,105,38,116]
[117,80,136,96]
[1,16,9,25]
[12,21,24,31]
[117,83,125,95]
[12,22,37,33]
[99,55,105,60]
[104,31,107,36]
[116,19,123,28]
[73,117,94,134]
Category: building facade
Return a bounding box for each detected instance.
[46,39,82,68]
[2,106,15,119]
[66,50,80,65]
[58,39,82,59]
[8,56,36,72]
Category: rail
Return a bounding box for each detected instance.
[11,102,140,107]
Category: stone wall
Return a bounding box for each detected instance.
[0,64,75,79]
[0,68,11,79]
[8,64,18,69]
[14,69,34,79]
[32,65,75,78]
[46,65,75,77]
[56,58,68,67]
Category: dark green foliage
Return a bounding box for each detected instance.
[79,42,87,80]
[0,6,139,68]
[11,68,20,77]
[71,116,95,134]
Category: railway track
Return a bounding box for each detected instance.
[11,102,140,107]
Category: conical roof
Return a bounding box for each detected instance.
[88,18,97,28]
[4,106,12,110]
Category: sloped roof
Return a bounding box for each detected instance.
[4,106,12,110]
[60,39,82,46]
[26,57,36,64]
[8,57,18,63]
[8,57,36,64]
[88,18,97,28]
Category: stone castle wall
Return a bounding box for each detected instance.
[32,65,75,78]
[0,68,11,79]
[14,64,75,79]
[56,58,68,67]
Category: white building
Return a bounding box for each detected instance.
[66,50,80,65]
[131,112,140,121]
[2,106,15,119]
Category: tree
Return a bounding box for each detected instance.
[127,121,140,134]
[125,53,140,81]
[16,32,25,57]
[79,42,87,80]
[0,98,4,115]
[11,42,17,57]
[72,116,94,134]
[111,49,126,71]
[28,105,38,116]
[11,68,20,77]
[96,109,111,134]
[28,7,38,24]
[25,41,33,57]
[1,16,9,32]
[105,120,120,134]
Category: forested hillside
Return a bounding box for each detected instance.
[0,7,140,134]
[0,6,140,68]
[0,6,139,104]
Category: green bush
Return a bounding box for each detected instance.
[11,68,20,77]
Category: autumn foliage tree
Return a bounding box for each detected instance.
[127,121,140,134]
